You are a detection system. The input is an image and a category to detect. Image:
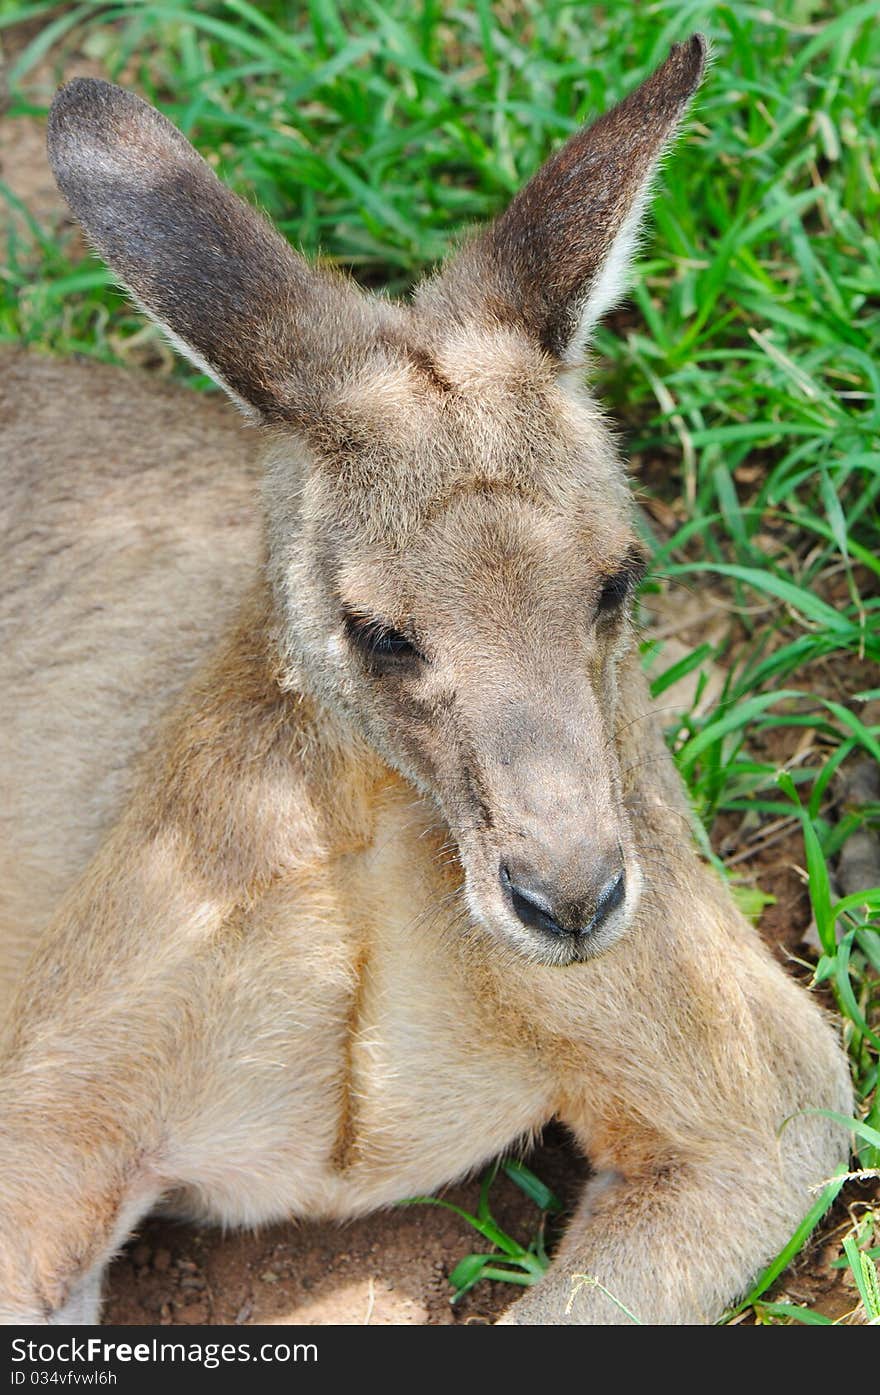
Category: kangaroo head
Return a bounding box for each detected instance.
[48,37,705,967]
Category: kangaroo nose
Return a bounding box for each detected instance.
[500,862,626,939]
[589,868,626,931]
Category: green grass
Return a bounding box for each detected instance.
[402,1159,562,1303]
[2,0,878,1324]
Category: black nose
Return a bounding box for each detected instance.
[499,864,565,936]
[500,863,626,939]
[589,868,626,931]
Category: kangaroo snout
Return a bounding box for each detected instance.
[460,775,639,964]
[450,693,639,963]
[500,857,626,940]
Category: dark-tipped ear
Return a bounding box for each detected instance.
[47,78,358,420]
[421,36,707,365]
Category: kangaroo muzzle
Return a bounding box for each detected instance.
[453,698,639,963]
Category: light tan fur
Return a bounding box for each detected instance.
[0,38,852,1325]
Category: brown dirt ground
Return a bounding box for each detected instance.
[2,16,875,1327]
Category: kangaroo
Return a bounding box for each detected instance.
[0,35,853,1325]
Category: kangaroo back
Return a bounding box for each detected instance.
[0,350,259,1007]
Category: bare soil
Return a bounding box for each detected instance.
[2,18,874,1328]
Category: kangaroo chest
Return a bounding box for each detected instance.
[172,802,557,1227]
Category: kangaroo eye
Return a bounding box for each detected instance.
[596,547,648,615]
[596,571,632,612]
[342,609,422,662]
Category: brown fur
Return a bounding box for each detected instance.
[0,37,853,1325]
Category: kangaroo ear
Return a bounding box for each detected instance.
[47,79,358,420]
[422,36,707,365]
